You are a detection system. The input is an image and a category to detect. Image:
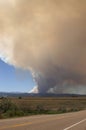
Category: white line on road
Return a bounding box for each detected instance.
[64,118,86,130]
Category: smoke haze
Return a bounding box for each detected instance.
[0,0,86,94]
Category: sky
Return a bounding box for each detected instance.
[0,59,35,92]
[0,0,86,94]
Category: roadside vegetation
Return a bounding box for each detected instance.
[0,96,86,119]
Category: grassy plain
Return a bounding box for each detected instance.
[12,96,86,111]
[0,96,86,118]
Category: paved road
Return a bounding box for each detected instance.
[0,110,86,130]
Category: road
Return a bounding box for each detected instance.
[0,110,86,130]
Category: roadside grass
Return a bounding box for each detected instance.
[0,97,86,119]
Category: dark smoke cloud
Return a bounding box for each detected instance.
[0,0,86,94]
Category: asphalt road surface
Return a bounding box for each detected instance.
[0,110,86,130]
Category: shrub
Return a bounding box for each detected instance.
[0,98,24,118]
[0,98,18,113]
[18,96,22,99]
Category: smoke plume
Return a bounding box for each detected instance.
[0,0,86,94]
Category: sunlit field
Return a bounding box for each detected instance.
[0,96,86,119]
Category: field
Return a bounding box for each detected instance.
[0,96,86,118]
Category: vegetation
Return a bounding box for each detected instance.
[0,98,24,118]
[0,96,86,119]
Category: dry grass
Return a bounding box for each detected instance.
[0,96,86,119]
[8,96,86,112]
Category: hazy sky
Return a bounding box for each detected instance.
[0,0,86,94]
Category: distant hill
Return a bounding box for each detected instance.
[0,92,86,97]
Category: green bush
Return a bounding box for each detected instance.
[3,110,24,118]
[18,96,22,99]
[0,98,24,118]
[0,98,18,113]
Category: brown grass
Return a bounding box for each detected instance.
[7,96,86,112]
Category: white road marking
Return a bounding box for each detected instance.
[64,118,86,130]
